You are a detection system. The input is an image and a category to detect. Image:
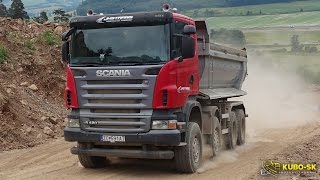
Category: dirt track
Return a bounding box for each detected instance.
[0,122,319,180]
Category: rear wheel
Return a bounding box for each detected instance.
[77,143,109,168]
[226,111,237,149]
[236,109,246,145]
[175,122,203,173]
[209,117,221,157]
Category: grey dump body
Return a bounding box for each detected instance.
[195,20,247,100]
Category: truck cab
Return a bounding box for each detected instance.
[63,10,247,173]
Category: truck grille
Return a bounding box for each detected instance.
[85,118,146,132]
[79,78,153,133]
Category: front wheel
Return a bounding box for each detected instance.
[175,122,203,173]
[77,143,109,168]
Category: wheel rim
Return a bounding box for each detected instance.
[192,136,200,163]
[213,129,220,153]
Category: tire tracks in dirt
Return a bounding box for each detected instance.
[1,123,319,180]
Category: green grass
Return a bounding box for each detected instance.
[0,45,8,64]
[186,0,320,17]
[24,39,35,50]
[245,31,320,44]
[206,11,320,29]
[39,31,59,46]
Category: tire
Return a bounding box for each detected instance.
[77,143,109,168]
[209,117,221,157]
[175,122,203,173]
[236,109,246,145]
[226,111,237,149]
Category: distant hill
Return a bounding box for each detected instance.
[3,0,82,16]
[76,0,299,15]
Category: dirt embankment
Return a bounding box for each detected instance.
[0,18,68,151]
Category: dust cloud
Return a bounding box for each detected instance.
[243,53,320,130]
[198,52,320,173]
[198,143,255,174]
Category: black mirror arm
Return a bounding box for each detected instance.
[62,27,76,41]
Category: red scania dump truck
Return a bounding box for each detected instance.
[62,8,248,173]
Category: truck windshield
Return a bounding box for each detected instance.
[70,24,170,66]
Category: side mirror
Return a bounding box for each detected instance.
[62,42,70,63]
[183,25,196,35]
[62,28,76,41]
[181,36,195,59]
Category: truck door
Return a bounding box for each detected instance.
[172,21,198,103]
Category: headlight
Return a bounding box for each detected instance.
[152,120,177,130]
[67,118,80,128]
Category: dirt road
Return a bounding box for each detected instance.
[0,123,319,180]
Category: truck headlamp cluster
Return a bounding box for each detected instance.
[152,120,177,130]
[67,118,80,128]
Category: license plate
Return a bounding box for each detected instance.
[101,135,126,143]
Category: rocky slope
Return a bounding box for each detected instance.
[0,18,68,151]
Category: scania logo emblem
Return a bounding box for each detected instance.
[96,70,132,77]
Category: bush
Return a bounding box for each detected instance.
[305,45,318,53]
[41,31,58,46]
[24,39,35,50]
[0,45,8,63]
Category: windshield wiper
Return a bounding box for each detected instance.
[106,55,165,65]
[71,61,107,67]
[108,60,164,66]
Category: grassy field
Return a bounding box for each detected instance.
[249,52,320,84]
[206,11,320,29]
[245,31,320,44]
[186,0,320,17]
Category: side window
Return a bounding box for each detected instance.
[172,21,188,58]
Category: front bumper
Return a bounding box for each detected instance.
[64,128,181,146]
[71,147,174,159]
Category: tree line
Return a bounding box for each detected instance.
[0,0,71,23]
[0,0,28,19]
